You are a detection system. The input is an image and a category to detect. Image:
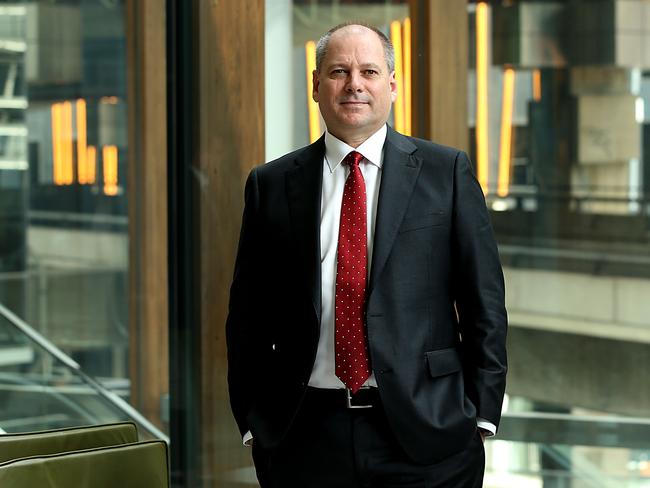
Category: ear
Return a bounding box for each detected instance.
[312,70,320,103]
[389,70,398,103]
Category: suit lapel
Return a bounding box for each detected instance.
[285,137,325,322]
[284,129,420,318]
[368,128,422,295]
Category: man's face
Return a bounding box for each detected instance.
[312,26,397,146]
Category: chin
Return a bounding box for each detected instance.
[338,115,370,126]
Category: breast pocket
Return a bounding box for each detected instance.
[398,211,446,234]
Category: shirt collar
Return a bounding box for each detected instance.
[324,124,387,173]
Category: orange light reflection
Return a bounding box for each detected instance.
[51,103,64,185]
[403,17,412,136]
[76,99,88,184]
[102,145,119,196]
[476,2,490,194]
[305,41,321,143]
[390,20,405,133]
[498,68,515,197]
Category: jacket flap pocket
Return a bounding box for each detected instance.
[425,348,462,378]
[399,212,446,233]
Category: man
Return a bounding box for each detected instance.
[226,22,507,487]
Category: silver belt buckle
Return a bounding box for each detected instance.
[345,387,373,409]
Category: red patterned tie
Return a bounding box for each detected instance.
[335,151,371,393]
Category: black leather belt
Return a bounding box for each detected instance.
[305,386,380,409]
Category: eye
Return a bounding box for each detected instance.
[364,69,379,76]
[331,68,347,75]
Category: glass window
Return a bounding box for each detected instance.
[468,1,650,485]
[0,0,164,440]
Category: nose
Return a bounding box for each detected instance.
[345,71,363,93]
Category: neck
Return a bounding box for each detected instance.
[328,126,382,148]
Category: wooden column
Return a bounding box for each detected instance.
[410,0,469,151]
[196,1,265,485]
[126,0,169,428]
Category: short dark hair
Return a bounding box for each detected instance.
[315,22,395,73]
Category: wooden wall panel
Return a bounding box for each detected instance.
[196,1,265,485]
[410,0,469,151]
[126,0,168,428]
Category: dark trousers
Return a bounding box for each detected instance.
[252,388,485,488]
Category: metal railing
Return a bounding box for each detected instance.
[0,302,168,443]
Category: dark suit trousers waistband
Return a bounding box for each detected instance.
[251,387,485,488]
[303,386,381,409]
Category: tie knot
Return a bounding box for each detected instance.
[344,151,363,168]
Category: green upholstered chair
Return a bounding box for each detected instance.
[0,440,169,488]
[0,422,138,463]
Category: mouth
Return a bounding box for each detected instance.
[340,100,369,107]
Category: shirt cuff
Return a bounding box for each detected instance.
[243,430,253,446]
[477,418,496,437]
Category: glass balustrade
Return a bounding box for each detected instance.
[0,302,167,442]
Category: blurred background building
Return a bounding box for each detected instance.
[0,0,649,487]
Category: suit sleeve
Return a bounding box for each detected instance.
[451,150,508,429]
[226,168,271,437]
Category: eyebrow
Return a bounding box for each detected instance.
[326,62,383,72]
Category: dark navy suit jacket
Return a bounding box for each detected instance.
[226,126,507,464]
